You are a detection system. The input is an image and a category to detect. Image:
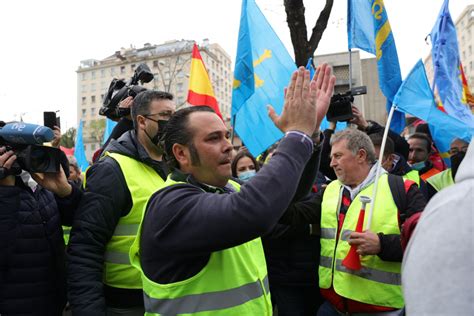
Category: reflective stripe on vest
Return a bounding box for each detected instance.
[420,167,441,181]
[319,256,400,286]
[319,174,404,308]
[63,225,71,245]
[143,275,270,315]
[101,152,165,289]
[130,176,273,315]
[427,168,453,192]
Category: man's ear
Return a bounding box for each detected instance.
[136,115,147,131]
[357,148,367,163]
[172,143,190,168]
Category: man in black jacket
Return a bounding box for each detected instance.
[0,147,81,315]
[67,90,175,315]
[131,65,336,314]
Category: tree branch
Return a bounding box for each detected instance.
[308,0,334,55]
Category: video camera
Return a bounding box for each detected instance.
[100,63,154,120]
[326,86,367,122]
[0,122,62,175]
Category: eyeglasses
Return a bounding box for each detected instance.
[143,110,174,121]
[449,146,468,155]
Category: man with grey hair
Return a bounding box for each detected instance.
[317,128,426,316]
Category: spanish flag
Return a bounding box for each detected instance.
[187,43,222,118]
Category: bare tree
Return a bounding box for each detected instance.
[284,0,334,67]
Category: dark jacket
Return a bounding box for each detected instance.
[0,177,81,316]
[67,130,168,315]
[140,133,320,284]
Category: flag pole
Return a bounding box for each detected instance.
[231,114,236,145]
[349,49,353,91]
[365,104,397,230]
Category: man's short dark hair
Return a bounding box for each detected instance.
[369,133,395,157]
[163,106,215,170]
[131,90,173,129]
[408,132,432,153]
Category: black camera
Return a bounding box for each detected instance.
[100,63,154,120]
[0,122,62,175]
[326,86,367,122]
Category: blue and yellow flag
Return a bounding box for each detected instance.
[74,120,90,172]
[232,0,296,156]
[430,0,474,128]
[102,118,117,145]
[347,0,405,134]
[393,60,473,165]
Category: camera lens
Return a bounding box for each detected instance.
[29,147,50,171]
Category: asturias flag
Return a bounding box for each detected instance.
[74,119,90,172]
[187,43,222,119]
[430,0,474,128]
[347,0,405,134]
[393,60,474,165]
[232,0,296,156]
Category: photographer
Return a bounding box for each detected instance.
[0,146,82,315]
[67,90,175,315]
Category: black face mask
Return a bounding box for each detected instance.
[144,119,168,153]
[450,151,466,179]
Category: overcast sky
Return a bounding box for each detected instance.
[0,0,471,130]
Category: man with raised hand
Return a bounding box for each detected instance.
[130,65,336,315]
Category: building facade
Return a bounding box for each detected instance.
[77,39,233,159]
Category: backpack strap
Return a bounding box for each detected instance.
[387,174,408,221]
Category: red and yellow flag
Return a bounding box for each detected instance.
[187,43,222,118]
[460,63,474,112]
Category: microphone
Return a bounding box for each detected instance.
[0,122,54,145]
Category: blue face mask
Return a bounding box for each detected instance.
[410,161,426,171]
[238,170,256,181]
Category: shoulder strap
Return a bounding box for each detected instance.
[387,174,407,218]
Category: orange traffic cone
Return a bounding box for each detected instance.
[342,196,371,270]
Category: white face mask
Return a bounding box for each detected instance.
[238,170,256,181]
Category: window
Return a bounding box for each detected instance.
[177,83,184,93]
[153,60,159,68]
[91,95,96,103]
[131,64,136,71]
[91,71,96,79]
[101,69,105,78]
[91,83,96,91]
[469,45,472,56]
[91,107,96,116]
[81,73,87,81]
[464,51,467,60]
[471,61,473,71]
[120,66,126,74]
[82,109,87,116]
[111,67,116,75]
[81,96,86,105]
[101,94,104,101]
[82,85,87,92]
[91,143,96,151]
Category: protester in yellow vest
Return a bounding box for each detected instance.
[130,66,336,315]
[67,90,175,315]
[318,129,426,315]
[407,133,442,182]
[426,138,470,199]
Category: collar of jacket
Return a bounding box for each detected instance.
[169,169,238,194]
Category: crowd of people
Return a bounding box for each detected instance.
[0,65,472,315]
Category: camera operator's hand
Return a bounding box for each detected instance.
[31,166,72,198]
[51,126,61,148]
[0,147,16,186]
[350,105,369,131]
[119,96,133,120]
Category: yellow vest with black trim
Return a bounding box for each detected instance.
[130,177,272,315]
[427,168,453,192]
[319,174,404,308]
[103,152,165,289]
[404,169,420,187]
